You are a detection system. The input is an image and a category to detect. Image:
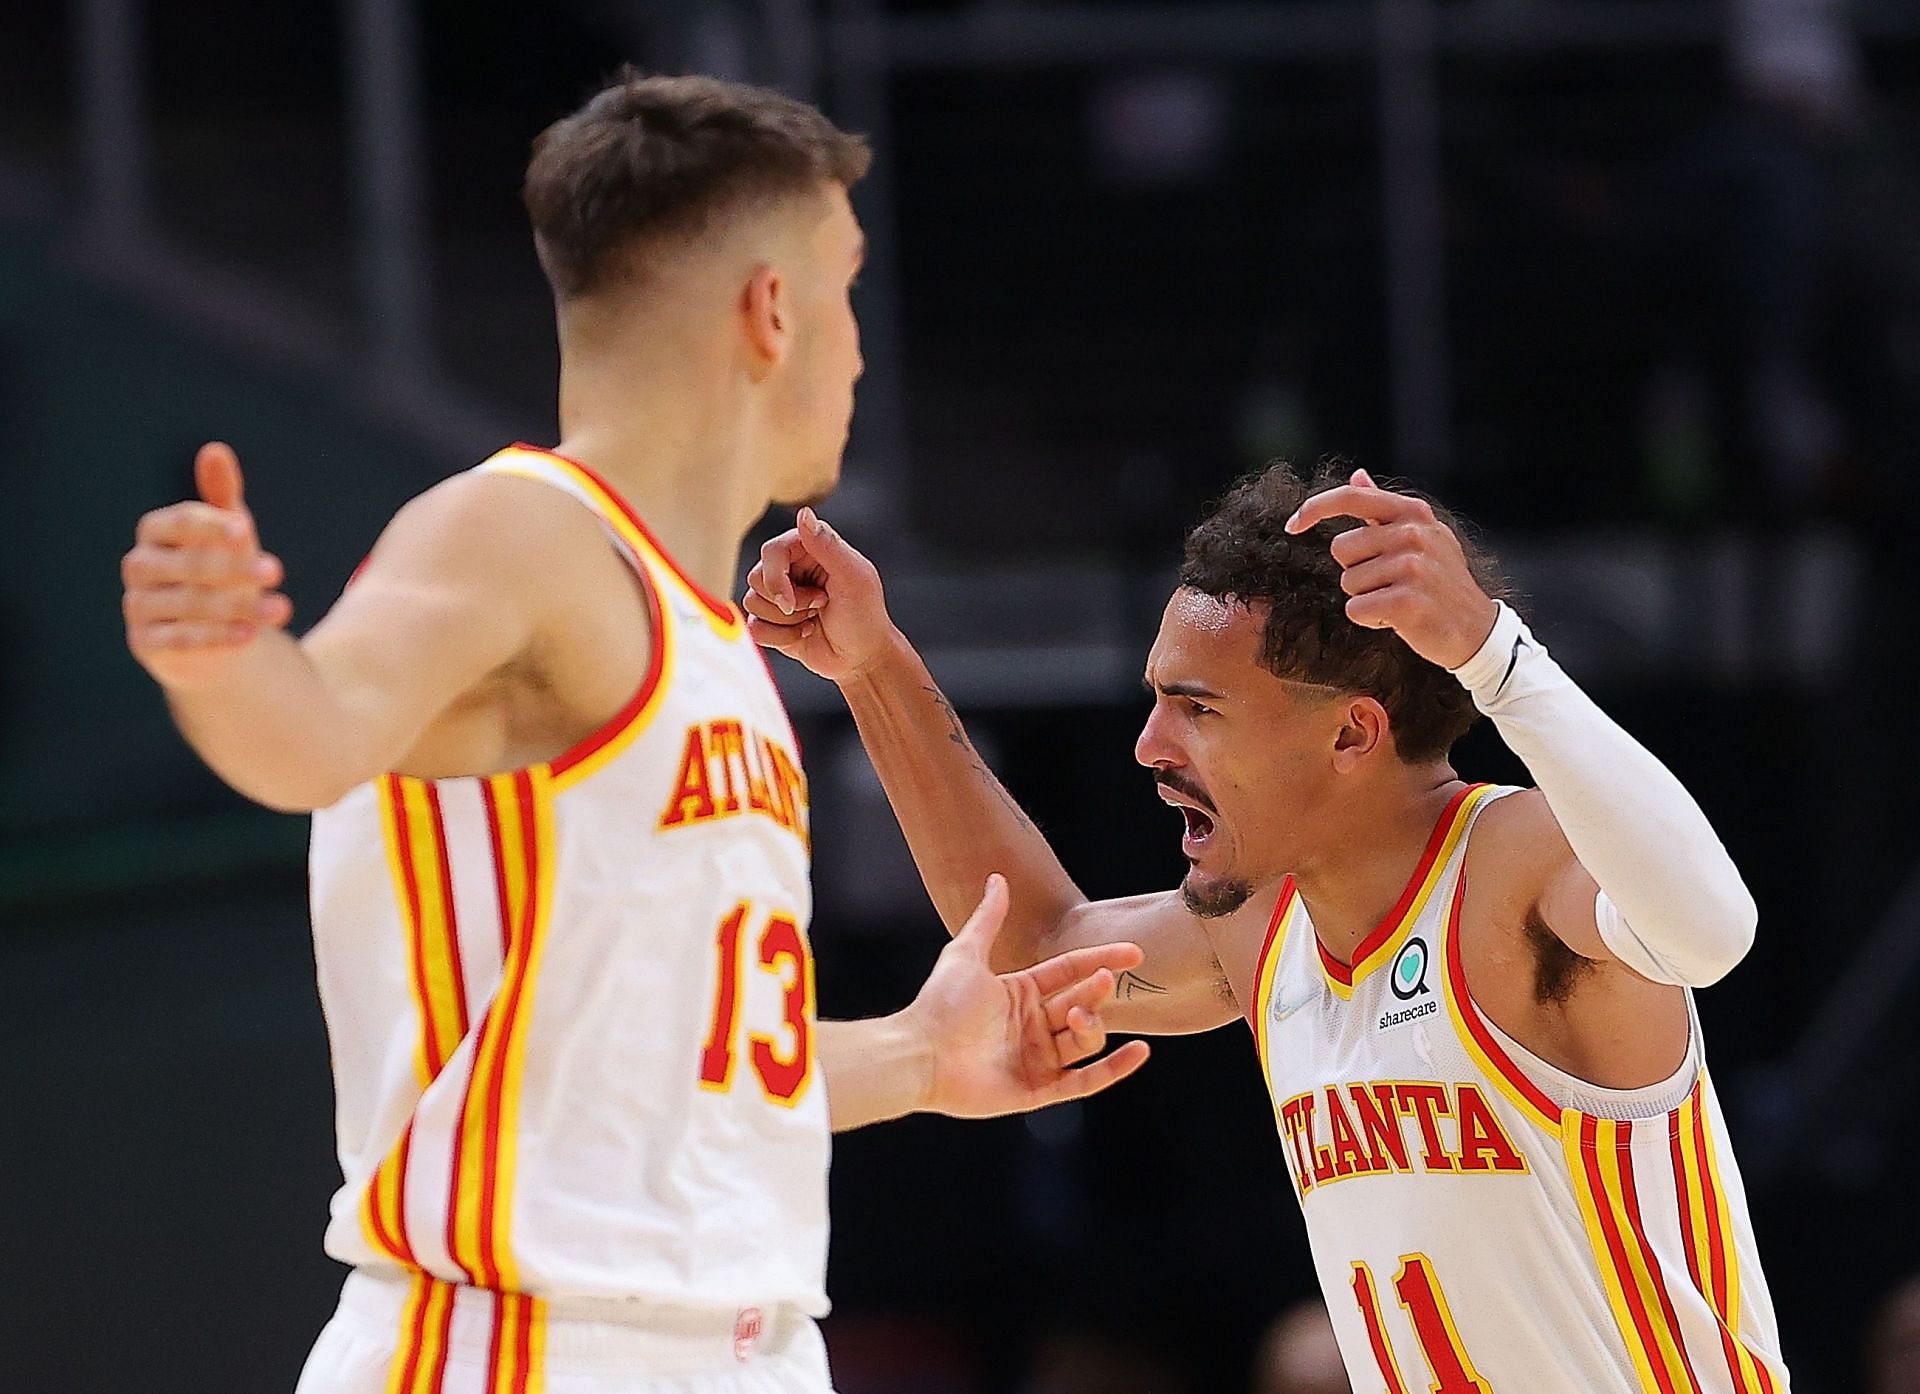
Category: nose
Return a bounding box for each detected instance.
[1134,703,1182,770]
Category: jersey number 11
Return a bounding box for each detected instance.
[1351,1255,1492,1394]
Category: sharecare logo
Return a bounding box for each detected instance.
[1379,998,1438,1031]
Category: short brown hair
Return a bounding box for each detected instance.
[524,70,871,299]
[1178,461,1511,763]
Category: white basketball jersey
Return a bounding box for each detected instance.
[308,445,829,1324]
[1250,782,1789,1394]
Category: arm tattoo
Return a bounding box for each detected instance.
[1114,970,1171,1000]
[921,682,1043,833]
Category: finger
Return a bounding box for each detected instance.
[136,503,255,550]
[124,585,269,625]
[195,441,248,513]
[743,589,812,627]
[257,591,294,629]
[1040,967,1117,1035]
[1337,553,1416,598]
[1351,468,1378,488]
[1052,1004,1110,1067]
[758,532,807,610]
[123,544,276,589]
[1021,940,1145,999]
[952,874,1010,959]
[795,509,876,582]
[1344,589,1404,630]
[130,619,258,652]
[1041,1039,1151,1104]
[1328,521,1419,568]
[1284,484,1432,535]
[746,615,813,653]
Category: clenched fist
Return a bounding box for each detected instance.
[743,508,896,682]
[1285,468,1499,672]
[123,441,293,691]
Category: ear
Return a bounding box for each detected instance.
[1331,696,1389,772]
[742,264,789,380]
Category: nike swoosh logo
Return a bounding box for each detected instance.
[1497,636,1527,696]
[1272,993,1318,1023]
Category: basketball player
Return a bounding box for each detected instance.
[121,74,1148,1394]
[746,462,1791,1392]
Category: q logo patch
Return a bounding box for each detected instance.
[1391,936,1431,1001]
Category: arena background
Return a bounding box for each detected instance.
[3,1,1919,1390]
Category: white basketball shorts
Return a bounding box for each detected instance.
[295,1271,836,1394]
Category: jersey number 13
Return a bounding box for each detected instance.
[697,901,813,1104]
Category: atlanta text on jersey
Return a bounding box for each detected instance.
[1276,1080,1530,1197]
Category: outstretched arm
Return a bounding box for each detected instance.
[745,512,1238,1036]
[819,877,1152,1131]
[124,442,558,811]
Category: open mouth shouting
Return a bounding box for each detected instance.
[1155,774,1219,859]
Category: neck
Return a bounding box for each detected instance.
[1289,766,1465,964]
[551,326,773,600]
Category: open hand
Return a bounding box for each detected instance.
[1284,468,1498,671]
[742,509,896,682]
[123,442,293,691]
[903,875,1152,1119]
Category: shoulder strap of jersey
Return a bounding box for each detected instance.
[476,445,745,641]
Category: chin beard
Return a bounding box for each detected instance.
[1181,870,1254,919]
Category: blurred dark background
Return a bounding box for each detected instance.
[3,1,1920,1391]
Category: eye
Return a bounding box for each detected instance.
[1184,697,1216,718]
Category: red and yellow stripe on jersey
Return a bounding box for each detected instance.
[363,770,562,1387]
[1441,870,1564,1134]
[1564,1102,1783,1394]
[383,1276,549,1394]
[361,776,473,1266]
[1669,1085,1781,1394]
[1316,783,1494,1000]
[447,769,559,1293]
[1249,875,1298,1082]
[1567,1114,1707,1394]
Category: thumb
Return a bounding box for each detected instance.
[195,441,249,515]
[1350,468,1377,489]
[953,874,1009,959]
[795,508,869,578]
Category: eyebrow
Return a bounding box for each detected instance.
[1144,677,1224,700]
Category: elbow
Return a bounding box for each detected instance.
[990,896,1092,975]
[1684,881,1758,988]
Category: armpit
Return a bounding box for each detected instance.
[1210,955,1235,1007]
[1524,907,1598,1005]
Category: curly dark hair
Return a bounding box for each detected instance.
[1178,461,1510,763]
[524,69,871,300]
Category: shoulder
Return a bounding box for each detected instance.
[371,470,607,577]
[1462,787,1576,915]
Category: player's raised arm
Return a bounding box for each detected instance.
[746,511,1238,1036]
[124,442,554,812]
[1287,469,1758,987]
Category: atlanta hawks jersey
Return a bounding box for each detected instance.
[308,445,828,1319]
[1250,782,1788,1394]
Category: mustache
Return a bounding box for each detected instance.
[1154,770,1216,814]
